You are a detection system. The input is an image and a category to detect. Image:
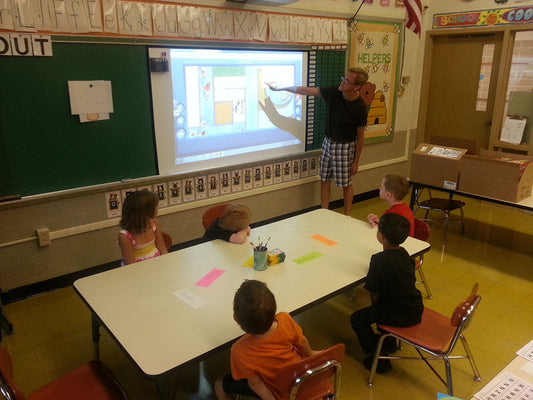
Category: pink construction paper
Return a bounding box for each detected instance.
[196,268,225,287]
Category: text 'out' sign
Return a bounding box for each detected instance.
[0,34,52,56]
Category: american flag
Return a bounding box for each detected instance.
[404,0,423,36]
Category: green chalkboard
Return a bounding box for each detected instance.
[0,42,156,197]
[306,49,346,151]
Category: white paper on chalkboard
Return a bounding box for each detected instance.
[500,116,526,145]
[68,80,113,115]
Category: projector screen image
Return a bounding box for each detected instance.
[149,47,307,175]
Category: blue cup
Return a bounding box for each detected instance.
[253,248,268,271]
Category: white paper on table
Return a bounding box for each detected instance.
[68,80,113,115]
[427,146,463,159]
[173,288,208,309]
[517,339,533,362]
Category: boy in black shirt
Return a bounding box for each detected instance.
[350,213,423,372]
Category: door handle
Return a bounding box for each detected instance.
[485,120,492,126]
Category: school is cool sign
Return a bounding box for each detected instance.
[433,6,533,29]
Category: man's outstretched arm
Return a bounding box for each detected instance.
[265,82,320,96]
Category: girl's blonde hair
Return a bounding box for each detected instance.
[218,204,251,232]
[119,190,159,234]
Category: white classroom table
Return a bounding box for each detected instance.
[74,209,430,399]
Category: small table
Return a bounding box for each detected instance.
[409,181,533,212]
[74,209,430,399]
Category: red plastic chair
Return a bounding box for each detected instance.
[0,348,128,400]
[202,203,231,230]
[413,218,432,299]
[274,343,345,400]
[367,283,482,396]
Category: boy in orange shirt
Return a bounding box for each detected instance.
[214,280,318,400]
[367,174,415,237]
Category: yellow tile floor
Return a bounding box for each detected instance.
[2,196,532,400]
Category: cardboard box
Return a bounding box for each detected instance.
[459,150,533,203]
[410,143,469,189]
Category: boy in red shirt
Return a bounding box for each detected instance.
[214,280,318,400]
[367,174,415,237]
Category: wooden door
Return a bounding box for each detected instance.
[421,33,503,152]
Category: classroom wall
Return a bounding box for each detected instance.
[0,0,423,292]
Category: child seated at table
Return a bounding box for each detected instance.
[203,204,252,244]
[367,174,415,237]
[350,213,423,373]
[118,190,168,265]
[214,280,318,400]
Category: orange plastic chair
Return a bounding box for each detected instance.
[274,343,345,400]
[367,283,481,396]
[202,203,231,230]
[162,232,172,252]
[413,218,432,299]
[0,348,128,400]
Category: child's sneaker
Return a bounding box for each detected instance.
[383,336,400,354]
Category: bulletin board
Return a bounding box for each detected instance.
[348,20,402,142]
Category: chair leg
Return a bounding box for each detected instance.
[417,266,433,299]
[460,335,482,382]
[444,357,454,396]
[442,211,450,242]
[367,335,387,387]
[349,285,358,301]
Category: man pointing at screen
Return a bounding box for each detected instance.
[267,67,368,216]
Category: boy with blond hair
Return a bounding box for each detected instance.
[367,174,415,237]
[203,204,252,244]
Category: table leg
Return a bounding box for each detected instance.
[91,314,101,360]
[410,184,421,210]
[0,292,14,341]
[155,371,182,400]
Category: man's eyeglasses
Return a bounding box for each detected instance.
[341,76,357,86]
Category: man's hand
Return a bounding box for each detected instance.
[265,82,280,91]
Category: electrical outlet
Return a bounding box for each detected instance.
[36,228,51,247]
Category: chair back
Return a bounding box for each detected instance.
[274,343,345,400]
[447,283,481,351]
[413,218,430,241]
[451,283,479,327]
[0,349,26,400]
[162,232,172,251]
[202,204,231,230]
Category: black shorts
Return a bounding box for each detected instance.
[222,374,260,398]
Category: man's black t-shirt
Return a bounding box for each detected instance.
[320,86,368,143]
